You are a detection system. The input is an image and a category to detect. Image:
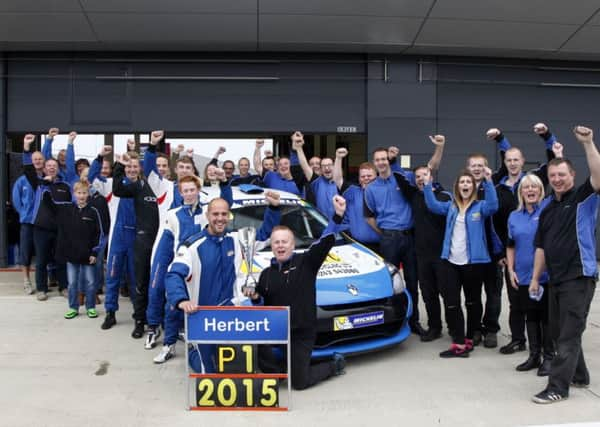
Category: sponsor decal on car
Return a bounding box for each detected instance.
[333,311,384,331]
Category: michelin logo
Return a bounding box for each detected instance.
[334,311,384,331]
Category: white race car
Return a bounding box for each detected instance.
[230,186,413,358]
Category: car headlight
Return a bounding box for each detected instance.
[386,262,406,294]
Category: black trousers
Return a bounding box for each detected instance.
[517,285,552,357]
[33,226,67,292]
[416,255,444,331]
[506,269,527,342]
[379,229,419,323]
[441,261,484,344]
[547,278,596,396]
[132,233,154,323]
[258,333,335,390]
[481,262,502,334]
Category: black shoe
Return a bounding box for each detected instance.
[537,358,552,376]
[532,389,567,404]
[101,311,116,330]
[483,333,497,348]
[472,330,482,346]
[499,340,526,354]
[570,380,590,389]
[131,321,145,339]
[516,354,541,372]
[420,328,442,342]
[439,344,469,358]
[120,286,129,298]
[410,322,427,337]
[333,353,346,376]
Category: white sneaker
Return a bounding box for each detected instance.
[23,281,34,295]
[144,326,162,350]
[153,345,175,364]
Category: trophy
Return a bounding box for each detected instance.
[238,227,258,292]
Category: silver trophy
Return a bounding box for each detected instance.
[238,226,258,292]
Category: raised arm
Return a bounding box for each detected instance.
[41,127,59,161]
[291,131,313,181]
[144,130,163,178]
[574,126,600,191]
[427,135,445,172]
[210,146,226,166]
[305,195,346,272]
[253,139,264,175]
[333,147,347,190]
[423,182,451,215]
[486,128,510,184]
[112,155,138,198]
[22,134,39,189]
[65,131,78,183]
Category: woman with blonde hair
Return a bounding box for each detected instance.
[506,173,554,375]
[424,169,498,357]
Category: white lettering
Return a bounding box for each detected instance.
[203,317,271,332]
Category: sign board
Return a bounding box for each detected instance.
[336,126,357,133]
[186,306,290,411]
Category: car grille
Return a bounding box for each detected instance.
[314,321,405,348]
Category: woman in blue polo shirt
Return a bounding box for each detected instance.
[506,174,553,376]
[424,169,498,358]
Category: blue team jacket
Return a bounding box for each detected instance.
[424,180,499,264]
[12,175,35,224]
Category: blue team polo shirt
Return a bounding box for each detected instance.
[507,198,551,285]
[262,171,301,195]
[364,174,413,230]
[311,176,338,219]
[343,184,380,244]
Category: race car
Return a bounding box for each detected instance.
[229,186,413,358]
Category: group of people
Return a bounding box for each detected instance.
[11,124,598,401]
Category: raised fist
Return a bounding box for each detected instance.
[265,190,281,206]
[150,130,164,145]
[23,134,35,151]
[291,131,304,147]
[99,145,113,157]
[48,128,59,138]
[68,131,77,143]
[483,166,493,181]
[388,146,399,158]
[573,126,593,144]
[126,139,136,152]
[486,128,501,140]
[120,153,131,165]
[552,141,564,158]
[336,147,348,158]
[174,144,185,154]
[215,167,226,181]
[533,123,548,135]
[429,135,445,146]
[255,139,264,148]
[332,195,347,216]
[264,149,273,157]
[186,148,194,157]
[217,146,226,155]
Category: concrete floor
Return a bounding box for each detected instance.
[0,271,599,427]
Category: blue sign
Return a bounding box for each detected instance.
[187,307,289,343]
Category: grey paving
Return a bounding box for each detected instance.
[0,271,599,427]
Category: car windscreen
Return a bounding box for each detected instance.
[229,204,348,250]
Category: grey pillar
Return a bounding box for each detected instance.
[0,54,7,267]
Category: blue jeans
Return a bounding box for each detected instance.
[67,262,96,310]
